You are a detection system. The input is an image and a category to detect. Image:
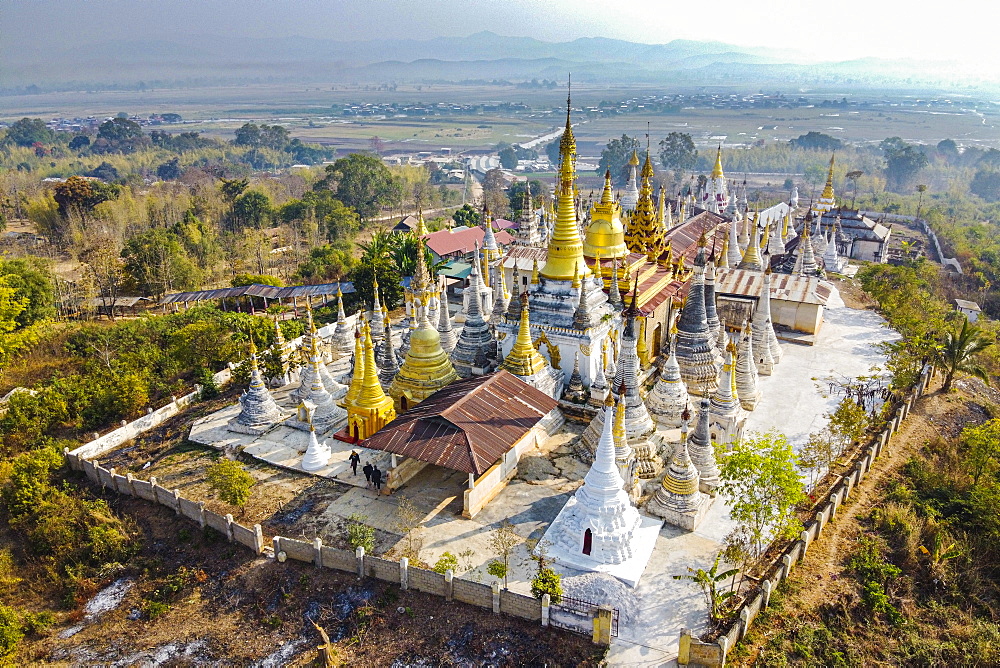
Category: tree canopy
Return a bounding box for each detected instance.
[790,131,844,151]
[659,132,698,172]
[316,153,401,219]
[598,134,641,187]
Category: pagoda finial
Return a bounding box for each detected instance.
[415,207,428,237]
[601,169,613,204]
[530,258,540,285]
[711,145,724,180]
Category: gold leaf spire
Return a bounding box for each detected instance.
[711,145,724,180]
[343,317,366,408]
[500,292,548,377]
[540,78,589,282]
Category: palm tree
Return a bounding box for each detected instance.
[673,553,739,624]
[915,184,928,220]
[938,317,993,392]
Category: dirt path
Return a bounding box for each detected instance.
[734,375,981,664]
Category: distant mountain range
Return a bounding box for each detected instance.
[1,31,989,92]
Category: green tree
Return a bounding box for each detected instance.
[2,118,54,147]
[231,190,272,230]
[0,257,55,328]
[0,604,23,660]
[827,395,870,448]
[971,169,1000,202]
[452,203,480,227]
[317,153,401,220]
[433,551,459,574]
[881,139,928,192]
[790,131,844,151]
[487,520,522,589]
[937,138,960,164]
[498,146,518,170]
[206,458,255,512]
[51,176,116,219]
[349,258,403,311]
[937,317,992,392]
[294,242,356,283]
[508,179,544,215]
[530,567,562,603]
[718,431,806,564]
[93,117,148,154]
[658,132,698,172]
[545,135,562,165]
[846,170,864,208]
[961,419,1000,485]
[673,552,738,624]
[121,228,200,297]
[598,134,641,187]
[231,273,282,288]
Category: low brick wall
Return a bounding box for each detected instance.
[408,567,447,597]
[453,579,494,608]
[321,546,356,573]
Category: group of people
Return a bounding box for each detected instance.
[348,450,383,490]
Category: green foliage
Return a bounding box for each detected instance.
[827,396,870,447]
[673,553,738,624]
[349,258,403,311]
[206,458,255,509]
[849,537,904,625]
[937,317,992,391]
[121,228,201,296]
[658,132,698,172]
[0,256,56,328]
[718,431,806,563]
[790,131,844,151]
[880,137,928,191]
[346,514,375,553]
[487,560,507,581]
[230,189,272,231]
[2,118,54,147]
[530,567,562,603]
[960,419,1000,485]
[432,551,459,574]
[317,153,402,219]
[294,242,356,283]
[93,118,149,154]
[598,134,641,187]
[451,203,480,227]
[971,168,1000,202]
[0,605,23,660]
[508,180,544,214]
[195,367,220,400]
[231,273,282,288]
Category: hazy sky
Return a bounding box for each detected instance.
[2,0,993,70]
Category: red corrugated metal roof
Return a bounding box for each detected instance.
[425,226,514,257]
[363,371,558,475]
[664,212,729,263]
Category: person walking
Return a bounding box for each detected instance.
[362,462,373,487]
[349,450,360,476]
[372,466,382,491]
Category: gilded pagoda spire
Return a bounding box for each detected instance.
[389,303,458,411]
[346,322,396,440]
[711,145,724,180]
[415,207,429,237]
[500,292,547,377]
[343,318,366,408]
[626,147,659,257]
[737,212,764,271]
[583,169,628,259]
[540,81,590,282]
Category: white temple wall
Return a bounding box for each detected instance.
[771,299,823,337]
[463,427,540,518]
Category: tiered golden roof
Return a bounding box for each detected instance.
[820,154,835,202]
[583,170,629,259]
[346,320,396,440]
[626,151,661,258]
[388,306,458,412]
[540,86,591,282]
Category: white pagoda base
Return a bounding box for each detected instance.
[538,502,662,588]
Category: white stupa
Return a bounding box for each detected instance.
[538,404,662,588]
[300,423,332,471]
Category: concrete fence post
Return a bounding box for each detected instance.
[172,489,181,515]
[274,536,286,562]
[253,524,264,555]
[592,606,613,646]
[313,537,323,567]
[444,569,454,602]
[355,546,365,578]
[492,581,501,613]
[149,475,157,489]
[541,593,550,627]
[123,472,135,495]
[399,557,409,590]
[678,628,692,666]
[781,553,793,579]
[717,636,729,663]
[799,530,810,558]
[224,513,234,541]
[107,466,116,490]
[762,579,773,608]
[196,501,205,528]
[739,606,751,639]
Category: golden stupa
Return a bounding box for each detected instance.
[342,319,365,408]
[584,169,629,260]
[346,319,396,441]
[500,293,549,378]
[388,304,459,412]
[539,85,590,283]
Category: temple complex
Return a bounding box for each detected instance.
[812,155,837,217]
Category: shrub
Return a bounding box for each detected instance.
[530,567,562,603]
[206,458,255,509]
[196,367,219,400]
[345,514,375,553]
[0,605,23,660]
[487,560,507,582]
[432,552,459,574]
[849,537,904,625]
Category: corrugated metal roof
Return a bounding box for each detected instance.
[663,212,729,264]
[714,268,833,306]
[160,282,352,305]
[363,371,558,475]
[425,226,514,257]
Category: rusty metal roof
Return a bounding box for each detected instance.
[160,282,352,305]
[714,268,834,306]
[663,211,729,264]
[363,371,558,475]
